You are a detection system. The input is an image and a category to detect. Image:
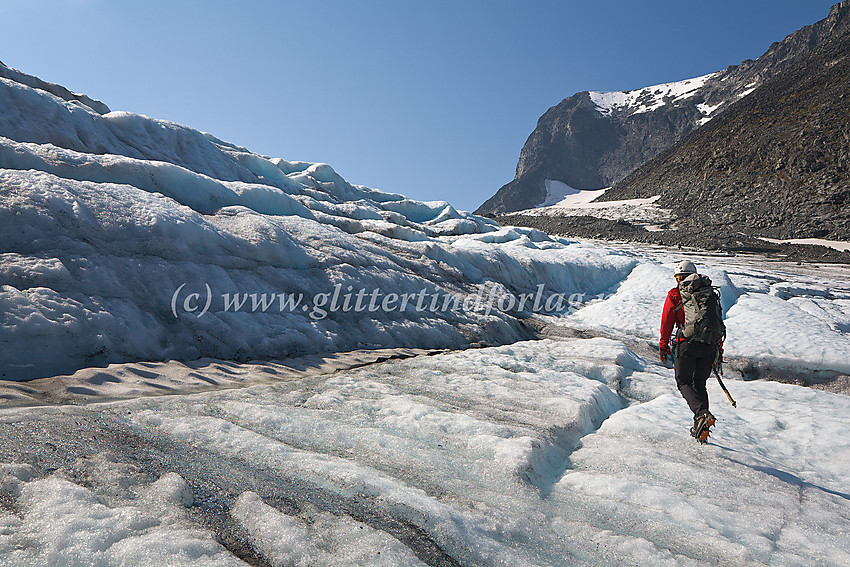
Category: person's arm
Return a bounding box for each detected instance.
[659,288,681,360]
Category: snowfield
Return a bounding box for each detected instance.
[1,61,850,565]
[525,183,673,229]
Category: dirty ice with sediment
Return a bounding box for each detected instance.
[1,62,849,566]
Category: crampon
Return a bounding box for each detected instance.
[690,412,716,444]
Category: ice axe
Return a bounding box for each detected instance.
[713,351,737,408]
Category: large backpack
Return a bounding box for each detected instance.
[676,273,726,345]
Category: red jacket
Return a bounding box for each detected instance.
[660,287,685,349]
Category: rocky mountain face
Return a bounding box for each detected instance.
[477,1,850,215]
[600,1,850,241]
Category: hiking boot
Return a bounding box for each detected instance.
[692,411,716,444]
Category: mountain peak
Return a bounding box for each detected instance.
[477,2,849,216]
[599,0,850,241]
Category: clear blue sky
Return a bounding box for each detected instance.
[0,0,838,211]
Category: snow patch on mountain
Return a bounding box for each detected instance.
[589,72,717,116]
[540,179,580,206]
[540,180,606,207]
[759,236,850,252]
[520,183,672,228]
[538,183,659,213]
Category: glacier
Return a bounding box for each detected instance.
[1,60,849,566]
[0,337,848,566]
[1,62,637,381]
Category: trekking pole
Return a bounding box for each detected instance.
[713,350,737,408]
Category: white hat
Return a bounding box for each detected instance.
[674,260,697,276]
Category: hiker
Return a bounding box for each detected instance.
[659,260,726,442]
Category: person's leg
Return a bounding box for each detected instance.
[677,342,719,441]
[674,343,707,416]
[675,341,717,416]
[692,348,715,417]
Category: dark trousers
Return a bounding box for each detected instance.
[674,340,716,417]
